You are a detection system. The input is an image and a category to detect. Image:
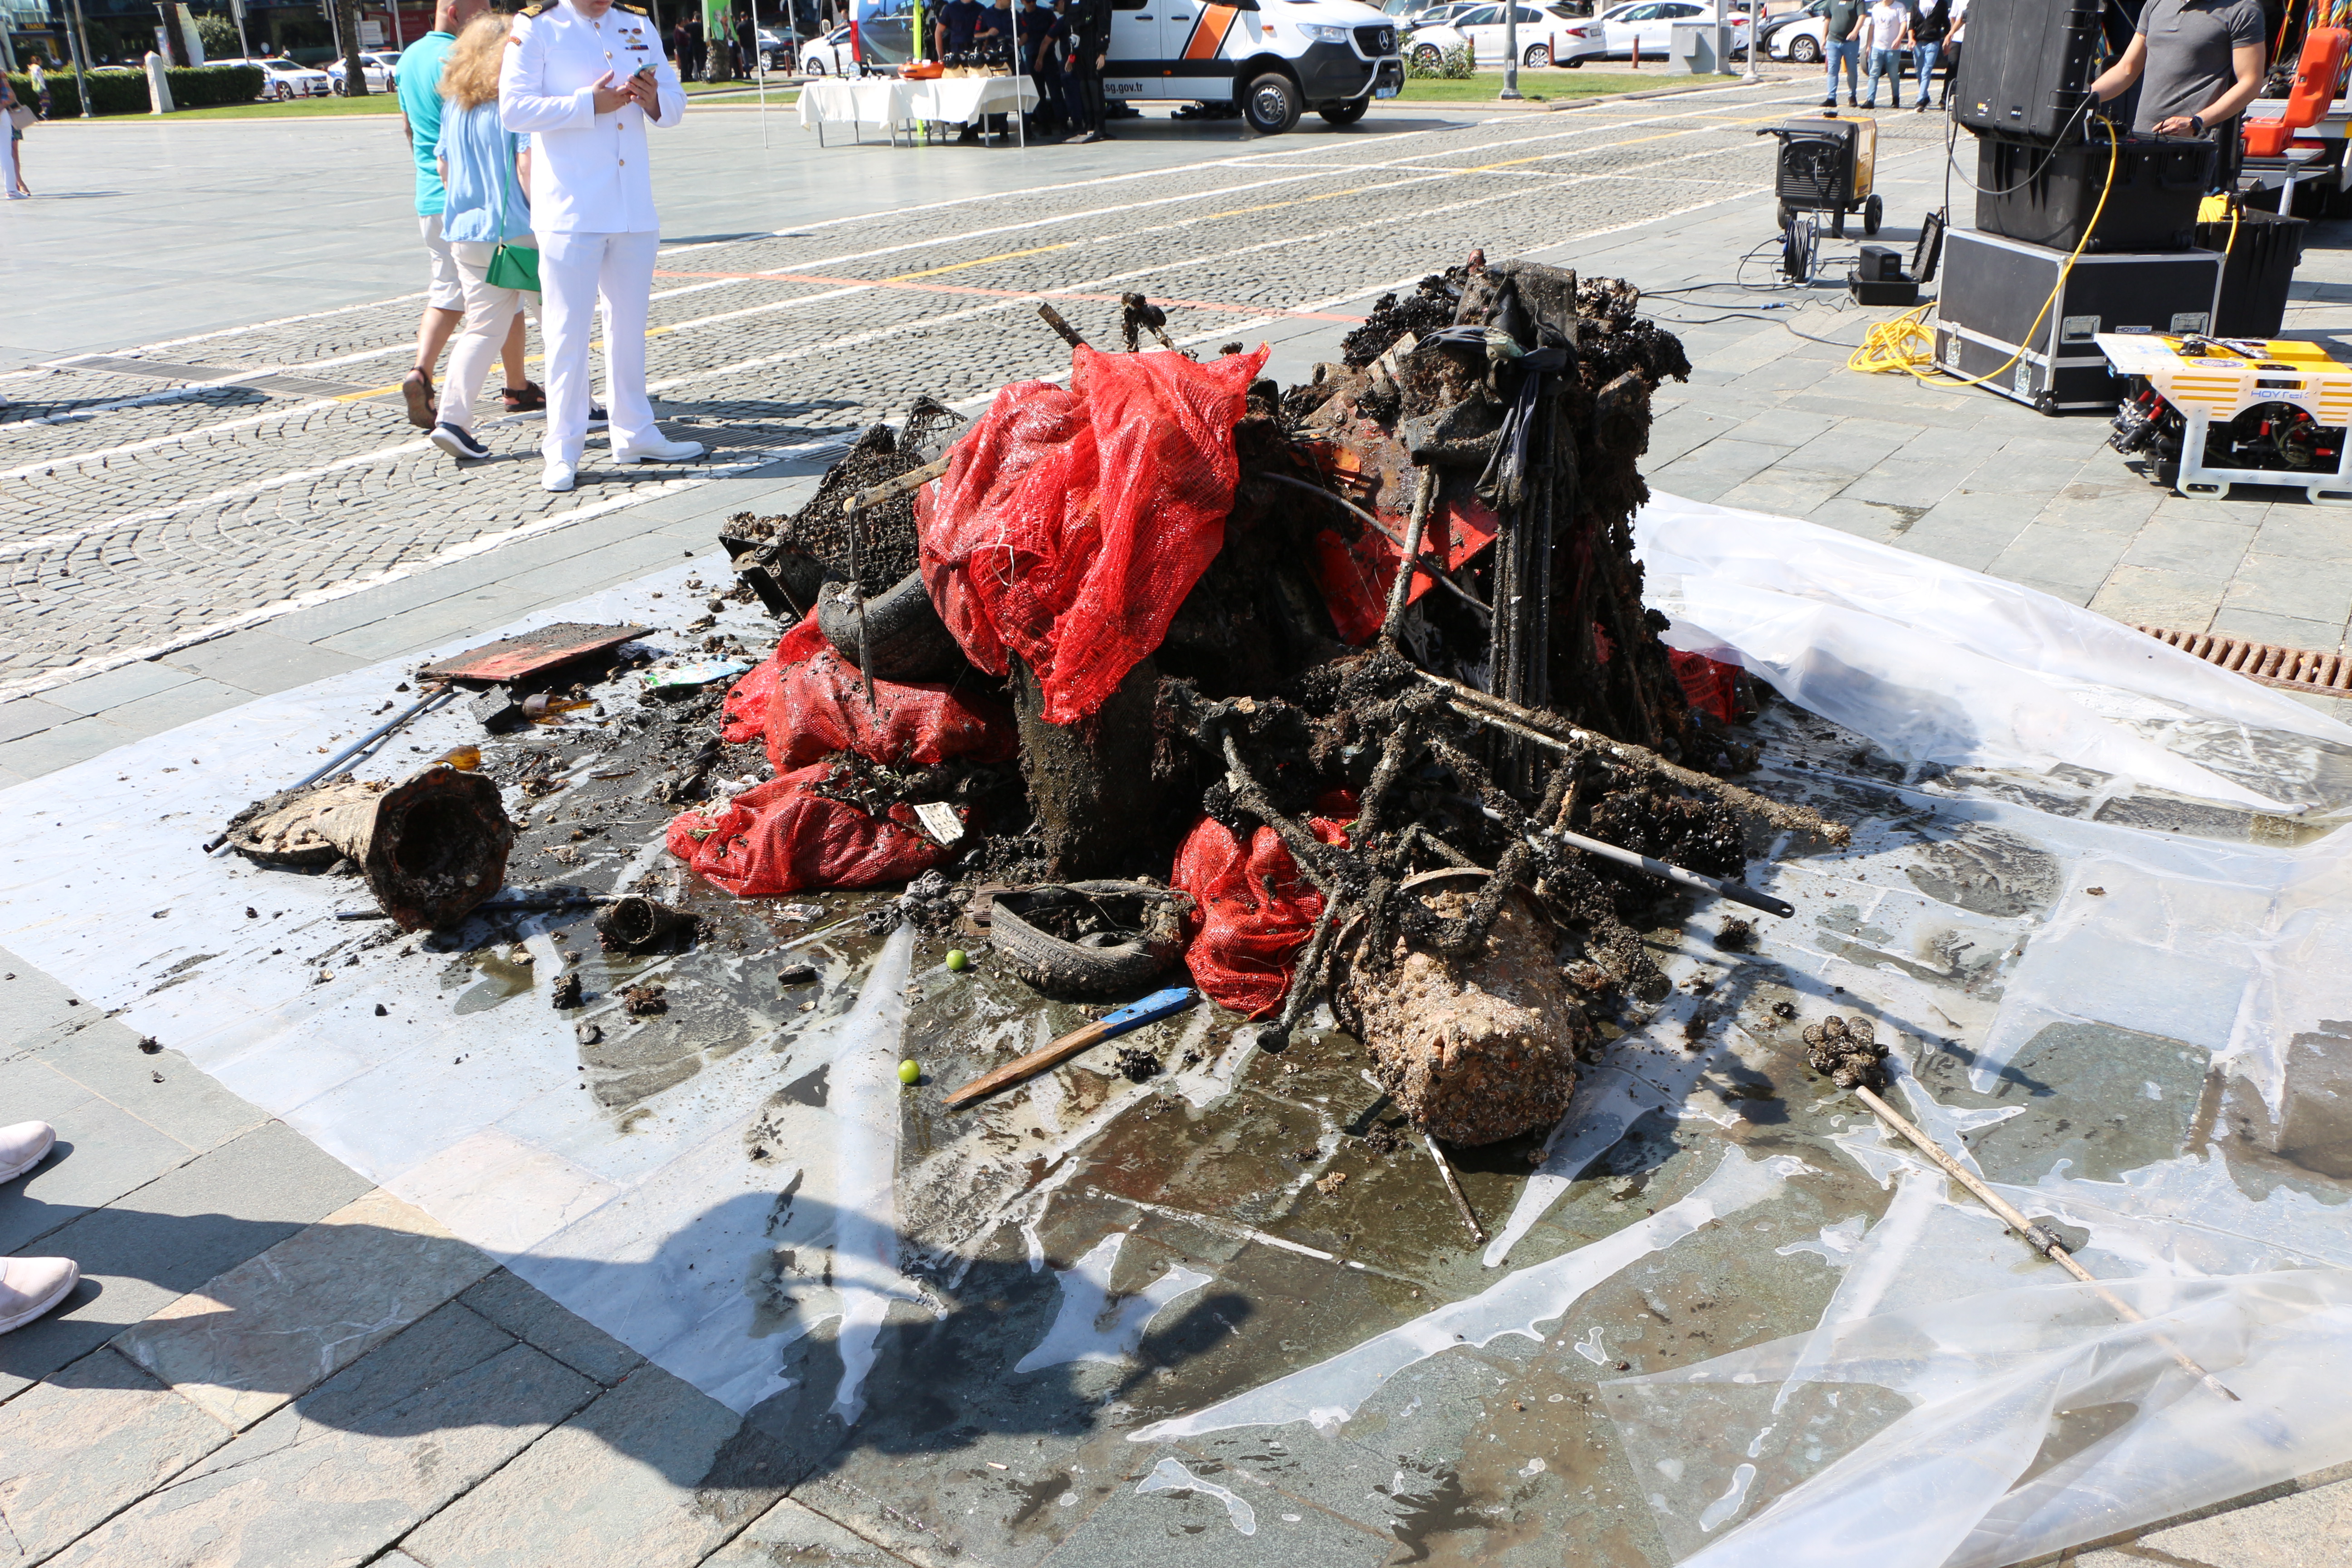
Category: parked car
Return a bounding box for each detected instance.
[1553,0,1748,64]
[756,26,794,70]
[327,51,399,94]
[796,20,910,74]
[1407,4,1588,69]
[230,57,334,100]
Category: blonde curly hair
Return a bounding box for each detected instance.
[439,11,514,112]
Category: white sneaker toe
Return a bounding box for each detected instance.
[541,461,578,493]
[615,436,705,464]
[0,1257,78,1333]
[0,1121,56,1184]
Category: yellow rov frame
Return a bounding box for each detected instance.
[2097,333,2352,506]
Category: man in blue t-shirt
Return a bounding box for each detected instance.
[397,0,531,428]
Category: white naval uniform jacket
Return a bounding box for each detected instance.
[498,0,685,235]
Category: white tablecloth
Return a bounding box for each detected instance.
[797,72,1040,134]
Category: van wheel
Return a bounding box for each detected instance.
[1243,72,1302,135]
[1524,43,1550,66]
[1320,96,1368,127]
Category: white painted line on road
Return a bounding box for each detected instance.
[4,115,1793,483]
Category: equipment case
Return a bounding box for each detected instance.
[1952,0,2104,142]
[1933,229,2223,412]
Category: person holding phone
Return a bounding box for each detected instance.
[499,0,701,494]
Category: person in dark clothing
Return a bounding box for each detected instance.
[1938,0,1964,108]
[1822,0,1863,107]
[1910,0,1950,110]
[2092,0,2266,190]
[1066,0,1109,142]
[941,0,980,61]
[1020,0,1065,133]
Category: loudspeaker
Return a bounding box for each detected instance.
[1952,0,2104,143]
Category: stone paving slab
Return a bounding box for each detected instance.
[43,1303,596,1568]
[113,1187,496,1432]
[0,1345,233,1563]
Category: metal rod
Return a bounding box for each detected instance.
[1852,1082,2239,1403]
[1378,467,1438,648]
[206,686,461,853]
[848,453,950,512]
[1417,668,1851,847]
[1362,1070,1483,1241]
[1260,472,1490,619]
[1538,819,1794,919]
[1036,301,1088,348]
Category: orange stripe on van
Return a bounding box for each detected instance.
[1185,4,1240,59]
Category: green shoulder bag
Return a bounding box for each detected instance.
[485,131,540,293]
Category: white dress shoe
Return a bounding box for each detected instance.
[0,1121,55,1184]
[614,435,705,463]
[0,1257,78,1333]
[542,460,577,493]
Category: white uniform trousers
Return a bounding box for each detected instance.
[534,229,662,465]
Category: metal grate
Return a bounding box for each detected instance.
[2138,625,2352,698]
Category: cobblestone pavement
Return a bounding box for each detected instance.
[0,82,1844,700]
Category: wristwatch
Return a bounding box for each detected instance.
[2189,113,2205,134]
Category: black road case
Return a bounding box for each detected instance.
[1952,0,2103,142]
[1932,229,2223,412]
[1975,133,2215,252]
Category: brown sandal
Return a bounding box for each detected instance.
[401,368,436,430]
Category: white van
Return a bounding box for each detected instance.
[1099,0,1406,134]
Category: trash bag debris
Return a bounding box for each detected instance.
[666,764,955,897]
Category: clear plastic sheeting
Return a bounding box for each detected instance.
[1604,1269,2352,1568]
[1634,494,2352,816]
[1129,1147,1810,1443]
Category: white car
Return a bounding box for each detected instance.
[795,26,865,76]
[1553,0,1748,64]
[232,58,334,100]
[327,51,399,94]
[1406,4,1585,69]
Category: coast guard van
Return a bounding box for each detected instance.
[1100,0,1406,134]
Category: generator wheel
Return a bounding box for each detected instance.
[1777,200,1793,230]
[1790,33,1821,63]
[1243,71,1303,135]
[1864,194,1883,235]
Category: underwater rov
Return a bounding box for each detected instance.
[2102,333,2352,505]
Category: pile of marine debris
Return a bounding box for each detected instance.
[698,251,1849,1147]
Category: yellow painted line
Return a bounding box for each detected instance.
[887,242,1073,282]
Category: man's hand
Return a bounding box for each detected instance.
[2152,113,2198,135]
[590,70,633,112]
[626,66,660,113]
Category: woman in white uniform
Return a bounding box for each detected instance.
[498,0,703,493]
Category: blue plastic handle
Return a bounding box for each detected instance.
[1096,987,1198,1038]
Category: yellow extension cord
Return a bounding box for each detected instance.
[1848,122,2122,387]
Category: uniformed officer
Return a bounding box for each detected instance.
[499,0,702,493]
[1065,0,1109,144]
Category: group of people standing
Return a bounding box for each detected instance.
[396,0,701,496]
[933,0,1113,144]
[1818,0,1965,111]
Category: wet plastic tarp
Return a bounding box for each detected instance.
[1636,494,2352,816]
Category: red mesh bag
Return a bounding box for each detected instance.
[667,764,951,897]
[1169,794,1357,1020]
[921,344,1270,725]
[1668,649,1743,723]
[768,646,1016,771]
[720,619,827,745]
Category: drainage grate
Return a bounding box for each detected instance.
[2138,625,2352,698]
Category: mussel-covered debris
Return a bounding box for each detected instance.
[687,250,1848,1144]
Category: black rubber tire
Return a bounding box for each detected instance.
[814,568,967,682]
[1242,71,1302,135]
[807,57,828,74]
[1864,194,1883,235]
[1790,33,1820,63]
[1411,43,1443,68]
[1524,43,1550,67]
[1320,96,1369,127]
[1777,200,1793,230]
[985,883,1188,999]
[1563,54,1583,66]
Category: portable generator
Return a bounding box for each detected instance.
[1758,115,1880,238]
[2101,333,2352,504]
